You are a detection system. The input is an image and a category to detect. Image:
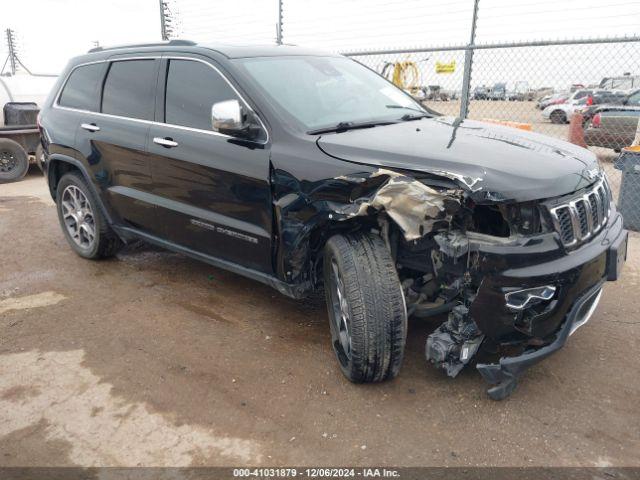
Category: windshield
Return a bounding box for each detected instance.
[234,56,427,131]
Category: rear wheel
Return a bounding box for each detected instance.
[55,172,123,259]
[323,232,407,383]
[550,110,567,124]
[0,138,29,183]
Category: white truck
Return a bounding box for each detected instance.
[0,73,57,182]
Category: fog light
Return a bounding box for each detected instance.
[505,285,556,311]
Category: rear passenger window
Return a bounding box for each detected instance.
[165,59,239,131]
[58,63,103,111]
[101,60,156,120]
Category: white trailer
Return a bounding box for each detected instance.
[0,73,57,182]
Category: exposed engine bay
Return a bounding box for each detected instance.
[272,166,623,400]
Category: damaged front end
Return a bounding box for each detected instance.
[272,165,625,400]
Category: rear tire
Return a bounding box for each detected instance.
[323,232,407,383]
[550,110,567,124]
[0,138,29,183]
[55,172,123,259]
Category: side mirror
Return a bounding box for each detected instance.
[211,99,259,139]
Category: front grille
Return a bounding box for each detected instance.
[548,179,611,248]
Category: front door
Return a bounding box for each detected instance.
[147,56,272,274]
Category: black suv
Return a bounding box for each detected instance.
[40,41,628,399]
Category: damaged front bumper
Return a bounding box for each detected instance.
[474,212,628,400]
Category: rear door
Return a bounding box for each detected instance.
[74,56,160,235]
[147,55,272,273]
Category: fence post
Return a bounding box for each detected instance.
[459,0,480,119]
[276,0,283,44]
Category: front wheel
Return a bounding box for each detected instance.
[323,233,407,383]
[550,110,567,124]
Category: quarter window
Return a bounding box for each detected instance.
[627,92,640,106]
[58,63,103,111]
[165,59,239,131]
[101,60,157,120]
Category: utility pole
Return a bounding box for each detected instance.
[159,0,168,40]
[159,0,178,40]
[5,29,17,75]
[1,28,54,77]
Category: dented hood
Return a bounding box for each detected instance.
[316,116,600,202]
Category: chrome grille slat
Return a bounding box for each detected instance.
[549,179,610,249]
[588,192,599,227]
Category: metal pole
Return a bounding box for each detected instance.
[6,29,17,75]
[459,0,480,119]
[159,0,168,41]
[276,0,283,45]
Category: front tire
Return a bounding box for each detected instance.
[55,172,123,259]
[550,110,567,124]
[323,233,407,383]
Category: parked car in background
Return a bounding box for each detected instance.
[0,72,57,182]
[472,85,489,100]
[581,89,639,125]
[537,92,568,110]
[542,89,605,124]
[584,90,640,151]
[488,82,506,100]
[412,85,451,102]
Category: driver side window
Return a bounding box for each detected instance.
[164,59,239,131]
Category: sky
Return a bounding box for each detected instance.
[1,0,639,90]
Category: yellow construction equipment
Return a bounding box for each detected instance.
[381,61,420,91]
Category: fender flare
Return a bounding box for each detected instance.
[47,154,115,225]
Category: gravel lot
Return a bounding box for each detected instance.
[1,109,639,467]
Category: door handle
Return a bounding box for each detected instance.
[153,137,178,148]
[81,123,100,132]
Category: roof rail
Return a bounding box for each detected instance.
[88,39,197,53]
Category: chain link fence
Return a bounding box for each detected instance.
[163,0,640,229]
[343,38,640,229]
[1,0,624,228]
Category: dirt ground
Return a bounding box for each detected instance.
[1,129,640,467]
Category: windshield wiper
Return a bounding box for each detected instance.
[386,105,432,121]
[307,120,396,135]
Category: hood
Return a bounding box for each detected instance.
[316,116,600,202]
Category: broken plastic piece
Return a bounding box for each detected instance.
[425,304,484,378]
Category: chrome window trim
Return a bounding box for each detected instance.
[52,55,269,144]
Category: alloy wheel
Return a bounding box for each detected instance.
[61,185,96,249]
[329,258,352,362]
